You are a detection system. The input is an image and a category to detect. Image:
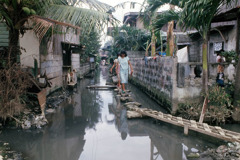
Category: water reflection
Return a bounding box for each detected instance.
[0,68,220,160]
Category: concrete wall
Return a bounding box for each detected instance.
[20,30,40,68]
[130,56,178,112]
[127,51,145,60]
[72,53,80,77]
[136,17,144,30]
[189,20,237,63]
[40,28,81,94]
[41,54,63,94]
[79,63,91,78]
[130,53,204,113]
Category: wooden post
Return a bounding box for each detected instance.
[150,141,154,160]
[37,89,47,118]
[184,125,189,135]
[199,97,208,123]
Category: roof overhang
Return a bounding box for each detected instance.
[212,7,240,22]
[61,42,85,53]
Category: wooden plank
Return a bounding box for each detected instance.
[215,126,225,136]
[203,123,211,133]
[87,85,117,89]
[68,82,77,86]
[190,120,198,128]
[125,106,240,143]
[184,125,189,135]
[177,117,184,125]
[199,97,208,123]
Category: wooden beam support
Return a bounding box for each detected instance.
[184,125,189,135]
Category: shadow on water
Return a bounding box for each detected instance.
[0,67,225,160]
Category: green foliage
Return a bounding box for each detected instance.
[80,29,101,63]
[38,0,115,34]
[111,25,151,52]
[207,85,233,108]
[220,50,239,63]
[178,85,234,124]
[153,10,181,32]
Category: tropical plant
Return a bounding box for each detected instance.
[143,0,238,122]
[111,25,151,52]
[0,0,37,64]
[178,85,233,124]
[180,0,236,94]
[142,0,185,56]
[0,0,114,65]
[39,0,113,31]
[220,50,239,63]
[80,29,101,63]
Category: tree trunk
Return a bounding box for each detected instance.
[234,57,240,107]
[160,31,163,54]
[151,29,156,57]
[8,28,20,66]
[166,5,175,57]
[166,21,174,56]
[233,16,240,108]
[232,55,240,121]
[232,16,240,122]
[199,34,209,123]
[202,36,209,94]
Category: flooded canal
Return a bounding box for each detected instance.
[0,67,224,160]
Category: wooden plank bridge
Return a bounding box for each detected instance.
[87,85,117,89]
[126,106,240,143]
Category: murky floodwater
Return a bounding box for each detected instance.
[0,67,227,160]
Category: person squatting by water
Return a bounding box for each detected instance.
[110,53,121,88]
[117,51,133,93]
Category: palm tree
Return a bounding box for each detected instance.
[143,0,183,57]
[144,0,238,122]
[0,0,114,65]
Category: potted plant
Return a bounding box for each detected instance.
[220,50,238,63]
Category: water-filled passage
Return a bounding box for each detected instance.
[0,67,224,160]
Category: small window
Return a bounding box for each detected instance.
[214,42,224,51]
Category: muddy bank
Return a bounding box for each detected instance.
[187,142,240,160]
[0,142,23,160]
[0,88,72,160]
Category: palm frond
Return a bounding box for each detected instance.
[30,15,80,42]
[180,0,221,34]
[141,0,185,29]
[113,1,143,10]
[38,0,111,12]
[145,0,182,14]
[43,4,113,32]
[152,10,180,31]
